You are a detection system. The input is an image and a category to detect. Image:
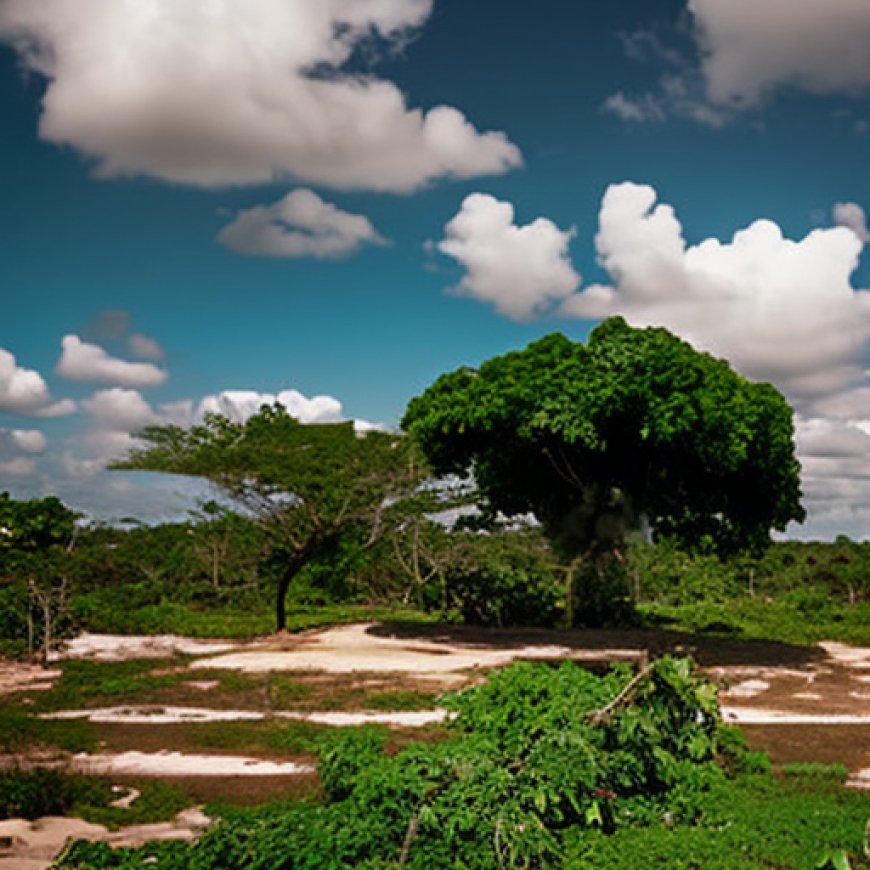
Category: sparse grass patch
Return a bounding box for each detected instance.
[640,598,870,646]
[365,689,439,711]
[0,707,95,754]
[175,718,331,757]
[0,767,192,827]
[29,658,193,713]
[266,674,315,708]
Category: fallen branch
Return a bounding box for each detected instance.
[587,663,653,726]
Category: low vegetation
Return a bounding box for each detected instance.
[52,658,870,868]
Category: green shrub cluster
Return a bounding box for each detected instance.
[55,657,774,869]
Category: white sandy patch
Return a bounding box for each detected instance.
[819,642,870,667]
[847,769,870,790]
[184,680,220,691]
[50,633,241,662]
[109,786,140,809]
[793,692,824,701]
[42,706,267,725]
[191,622,643,676]
[0,808,211,870]
[722,679,770,698]
[40,705,450,728]
[707,665,818,683]
[722,707,870,725]
[0,663,61,697]
[71,751,314,777]
[280,710,451,727]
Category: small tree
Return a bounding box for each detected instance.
[402,318,805,624]
[0,492,79,658]
[114,405,426,632]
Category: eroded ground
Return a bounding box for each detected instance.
[2,622,870,867]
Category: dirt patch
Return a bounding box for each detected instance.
[190,622,646,679]
[0,662,60,697]
[70,751,315,777]
[40,705,450,728]
[0,807,211,870]
[50,634,241,662]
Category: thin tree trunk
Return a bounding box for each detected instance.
[274,538,321,632]
[564,554,585,629]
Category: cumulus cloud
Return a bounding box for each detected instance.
[56,335,167,387]
[197,389,345,426]
[608,2,870,127]
[834,201,870,243]
[0,428,46,478]
[438,194,581,321]
[0,348,75,418]
[0,0,520,192]
[218,189,387,259]
[561,182,870,400]
[689,0,870,108]
[550,180,870,538]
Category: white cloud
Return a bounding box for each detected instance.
[56,335,167,387]
[9,429,47,454]
[689,0,870,108]
[0,0,520,192]
[82,388,158,432]
[128,333,165,361]
[218,189,387,259]
[438,193,581,321]
[561,182,870,401]
[0,428,46,478]
[834,202,870,243]
[78,388,159,464]
[601,92,665,123]
[0,457,36,477]
[197,389,345,426]
[0,348,75,418]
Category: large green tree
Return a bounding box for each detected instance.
[114,405,425,631]
[402,318,804,621]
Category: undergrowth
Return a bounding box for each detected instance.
[55,656,870,869]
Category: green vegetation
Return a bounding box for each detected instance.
[113,405,428,631]
[52,658,870,868]
[403,318,804,625]
[0,767,190,827]
[0,708,95,754]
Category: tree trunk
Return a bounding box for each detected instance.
[274,539,321,632]
[563,554,586,629]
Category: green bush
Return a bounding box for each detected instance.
[54,657,758,869]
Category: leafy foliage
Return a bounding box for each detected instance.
[54,657,773,869]
[114,405,427,630]
[403,318,804,561]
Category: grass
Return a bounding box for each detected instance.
[565,769,870,869]
[178,718,329,756]
[68,597,434,640]
[0,708,95,754]
[0,767,192,827]
[26,658,194,713]
[639,597,870,646]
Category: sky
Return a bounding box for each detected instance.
[2,0,870,539]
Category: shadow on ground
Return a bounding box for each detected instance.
[369,621,826,670]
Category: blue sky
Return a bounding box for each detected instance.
[2,0,870,538]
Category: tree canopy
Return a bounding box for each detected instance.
[114,405,425,630]
[402,317,804,560]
